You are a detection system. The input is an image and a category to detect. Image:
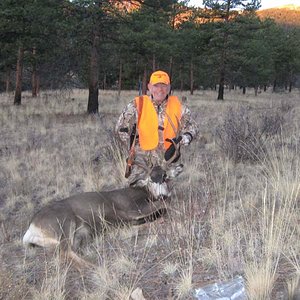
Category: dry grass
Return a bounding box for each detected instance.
[0,88,299,299]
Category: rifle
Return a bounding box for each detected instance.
[125,96,143,178]
[125,124,137,178]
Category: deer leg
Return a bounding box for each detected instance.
[59,238,95,271]
[72,223,93,252]
[64,248,95,270]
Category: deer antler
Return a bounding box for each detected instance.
[129,155,154,179]
[165,113,181,140]
[164,113,182,165]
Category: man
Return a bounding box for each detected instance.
[115,70,198,186]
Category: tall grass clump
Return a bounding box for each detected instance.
[161,179,206,299]
[209,136,299,298]
[243,139,299,299]
[30,254,70,300]
[207,109,299,298]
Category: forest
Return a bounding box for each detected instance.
[1,0,300,112]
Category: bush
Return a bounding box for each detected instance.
[215,105,287,163]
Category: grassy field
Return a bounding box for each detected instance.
[0,88,299,299]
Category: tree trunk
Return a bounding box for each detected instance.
[118,59,122,96]
[138,75,142,95]
[217,69,225,100]
[242,86,246,94]
[273,80,277,92]
[87,33,99,114]
[103,74,106,90]
[216,1,229,101]
[254,86,258,96]
[32,48,38,97]
[289,82,292,92]
[190,59,194,95]
[32,73,40,97]
[152,54,156,72]
[179,64,183,92]
[168,56,173,81]
[142,67,147,95]
[264,85,267,92]
[14,47,24,105]
[5,69,10,93]
[37,75,40,95]
[217,30,227,100]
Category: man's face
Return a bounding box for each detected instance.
[148,83,170,104]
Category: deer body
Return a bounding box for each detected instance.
[23,150,182,267]
[23,186,168,252]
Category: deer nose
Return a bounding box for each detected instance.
[156,175,165,184]
[150,166,166,184]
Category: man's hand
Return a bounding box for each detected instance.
[164,136,181,162]
[180,132,193,146]
[164,133,193,162]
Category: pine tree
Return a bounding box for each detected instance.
[202,0,261,100]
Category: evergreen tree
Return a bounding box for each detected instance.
[175,14,209,94]
[202,0,261,100]
[228,15,273,94]
[269,25,300,91]
[0,0,66,103]
[119,0,179,94]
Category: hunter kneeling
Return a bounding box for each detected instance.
[115,70,198,188]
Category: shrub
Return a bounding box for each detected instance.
[215,105,287,163]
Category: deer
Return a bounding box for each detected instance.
[23,146,183,268]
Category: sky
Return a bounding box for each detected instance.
[188,0,300,10]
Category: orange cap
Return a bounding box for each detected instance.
[149,70,170,85]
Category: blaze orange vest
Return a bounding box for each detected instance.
[135,95,182,150]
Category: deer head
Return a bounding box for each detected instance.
[129,141,183,201]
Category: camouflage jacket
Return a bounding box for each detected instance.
[115,95,198,167]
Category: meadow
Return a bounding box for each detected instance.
[0,88,299,299]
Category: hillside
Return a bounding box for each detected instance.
[257,4,300,26]
[117,2,300,27]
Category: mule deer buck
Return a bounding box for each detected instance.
[23,150,183,267]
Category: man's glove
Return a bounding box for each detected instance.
[180,132,193,146]
[164,136,181,162]
[164,133,193,162]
